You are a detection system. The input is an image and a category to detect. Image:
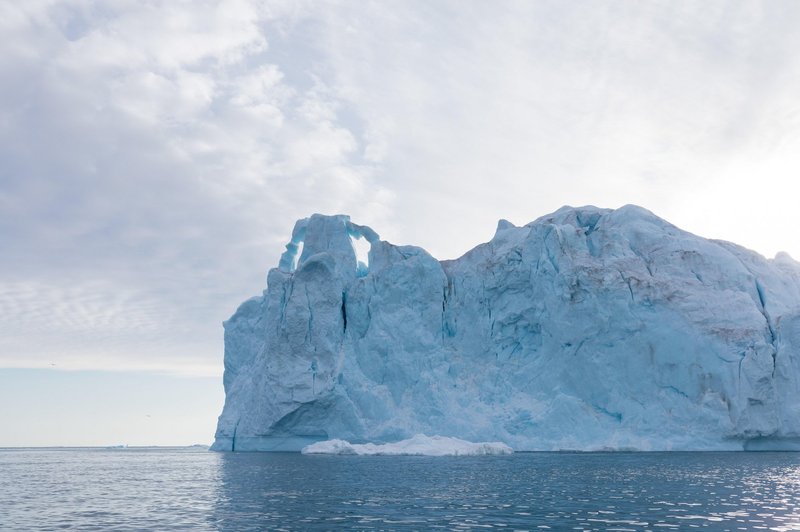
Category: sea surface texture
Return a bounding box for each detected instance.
[3,448,800,530]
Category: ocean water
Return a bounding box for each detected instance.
[1,448,800,531]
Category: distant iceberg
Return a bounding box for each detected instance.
[301,434,513,456]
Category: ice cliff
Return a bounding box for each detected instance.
[212,205,800,451]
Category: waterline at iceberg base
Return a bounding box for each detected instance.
[301,435,513,456]
[212,205,800,452]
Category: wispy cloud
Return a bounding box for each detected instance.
[2,1,799,374]
[0,279,219,375]
[309,1,800,257]
[0,1,390,373]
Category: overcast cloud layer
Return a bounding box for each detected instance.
[2,1,800,375]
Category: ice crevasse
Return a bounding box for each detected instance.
[212,205,800,452]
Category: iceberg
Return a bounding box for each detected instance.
[301,434,513,456]
[212,206,800,452]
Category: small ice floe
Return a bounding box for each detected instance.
[301,434,513,456]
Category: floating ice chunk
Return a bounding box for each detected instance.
[301,434,513,456]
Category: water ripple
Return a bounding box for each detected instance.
[2,449,800,530]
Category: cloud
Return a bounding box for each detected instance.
[0,279,219,375]
[0,1,390,374]
[305,1,800,257]
[2,1,800,374]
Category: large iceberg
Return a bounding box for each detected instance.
[211,206,800,451]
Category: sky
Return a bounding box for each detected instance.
[2,1,800,446]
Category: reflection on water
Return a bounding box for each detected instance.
[213,451,800,530]
[2,448,800,530]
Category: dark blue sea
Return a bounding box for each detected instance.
[2,448,800,530]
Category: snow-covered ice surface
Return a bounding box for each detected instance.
[301,434,513,456]
[212,206,800,452]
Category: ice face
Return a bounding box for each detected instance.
[211,205,800,452]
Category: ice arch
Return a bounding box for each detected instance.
[278,216,380,275]
[347,221,379,277]
[278,219,308,272]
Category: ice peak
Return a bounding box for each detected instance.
[494,219,516,236]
